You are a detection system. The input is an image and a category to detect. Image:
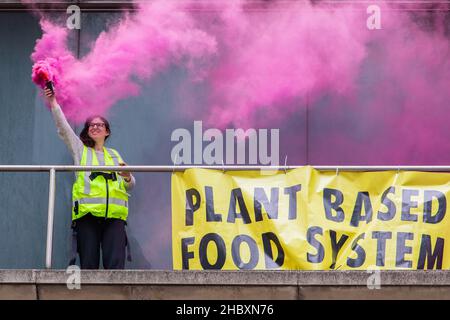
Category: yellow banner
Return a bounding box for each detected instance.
[172,166,450,270]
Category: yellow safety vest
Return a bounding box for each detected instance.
[72,146,129,221]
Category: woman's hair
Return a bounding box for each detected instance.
[79,115,111,148]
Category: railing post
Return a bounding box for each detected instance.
[45,168,56,269]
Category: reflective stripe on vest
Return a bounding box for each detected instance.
[74,197,128,208]
[84,147,94,195]
[106,148,120,166]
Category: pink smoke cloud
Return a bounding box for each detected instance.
[31,1,217,123]
[29,0,450,165]
[305,4,450,165]
[200,1,371,127]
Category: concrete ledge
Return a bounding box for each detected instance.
[1,270,450,299]
[1,270,449,285]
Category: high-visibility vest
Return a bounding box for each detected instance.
[72,146,129,221]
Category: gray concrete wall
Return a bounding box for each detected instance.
[1,270,450,300]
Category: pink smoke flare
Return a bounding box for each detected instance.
[31,58,58,88]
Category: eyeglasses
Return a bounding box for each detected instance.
[89,123,106,129]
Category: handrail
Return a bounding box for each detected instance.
[3,164,450,269]
[2,165,450,172]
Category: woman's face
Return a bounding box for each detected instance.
[88,117,109,143]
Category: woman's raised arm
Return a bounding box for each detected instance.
[44,88,84,163]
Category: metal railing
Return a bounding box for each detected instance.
[2,164,450,269]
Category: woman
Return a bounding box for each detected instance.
[44,87,135,269]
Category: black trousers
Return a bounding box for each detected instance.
[74,214,126,269]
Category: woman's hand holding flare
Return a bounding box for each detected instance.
[118,162,132,183]
[44,87,57,109]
